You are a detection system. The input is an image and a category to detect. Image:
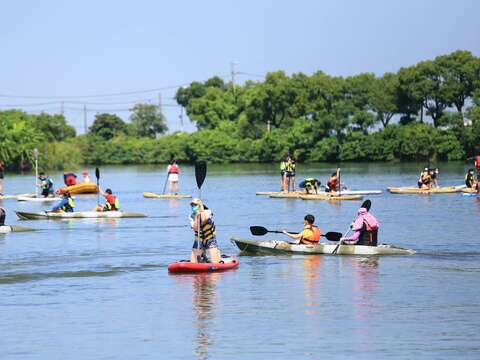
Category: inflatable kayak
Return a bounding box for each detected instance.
[387,186,464,194]
[57,182,98,195]
[143,192,192,199]
[15,211,147,220]
[300,194,363,201]
[0,225,35,233]
[168,256,240,273]
[231,237,415,256]
[17,196,62,202]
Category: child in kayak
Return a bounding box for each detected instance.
[94,188,120,212]
[51,191,75,213]
[37,173,55,197]
[190,198,221,263]
[282,214,321,245]
[341,207,379,246]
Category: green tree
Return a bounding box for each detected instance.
[369,73,400,127]
[89,113,127,140]
[33,113,76,141]
[129,104,167,138]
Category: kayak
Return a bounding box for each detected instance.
[328,190,382,195]
[0,193,35,200]
[300,194,363,201]
[15,211,147,220]
[462,188,478,193]
[0,225,35,233]
[230,237,415,256]
[57,182,98,195]
[17,196,62,202]
[168,256,240,273]
[269,192,306,198]
[259,190,380,197]
[387,186,465,194]
[143,192,192,199]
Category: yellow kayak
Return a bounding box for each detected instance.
[143,192,192,199]
[387,186,464,194]
[300,194,363,201]
[58,182,98,195]
[462,188,478,193]
[268,192,305,198]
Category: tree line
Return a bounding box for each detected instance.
[1,50,479,170]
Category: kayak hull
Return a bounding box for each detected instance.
[0,225,35,233]
[461,188,478,194]
[168,258,240,273]
[58,182,98,195]
[17,196,62,202]
[15,211,147,220]
[259,190,380,196]
[387,186,464,194]
[230,237,415,256]
[143,192,192,199]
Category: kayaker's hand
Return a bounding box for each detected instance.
[282,230,288,235]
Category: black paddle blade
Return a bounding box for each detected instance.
[324,231,343,242]
[95,167,100,180]
[250,226,268,236]
[195,161,207,189]
[361,199,371,211]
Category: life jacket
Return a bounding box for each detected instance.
[327,177,338,190]
[104,194,120,211]
[61,197,75,212]
[280,161,287,171]
[168,164,179,174]
[285,161,295,172]
[466,173,474,187]
[194,217,216,242]
[301,225,321,244]
[476,155,480,171]
[64,173,77,186]
[420,172,431,184]
[41,178,54,190]
[357,213,379,246]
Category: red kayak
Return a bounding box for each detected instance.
[168,257,240,273]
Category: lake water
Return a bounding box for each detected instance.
[1,162,479,360]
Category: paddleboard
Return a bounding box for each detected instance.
[15,211,147,220]
[143,192,192,199]
[0,225,35,233]
[387,185,465,194]
[300,194,363,201]
[168,256,240,273]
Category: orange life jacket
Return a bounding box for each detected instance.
[301,225,321,244]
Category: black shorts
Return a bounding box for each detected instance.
[41,188,53,197]
[285,172,295,178]
[193,237,218,250]
[0,172,3,180]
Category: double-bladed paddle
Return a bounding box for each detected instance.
[332,199,372,255]
[250,226,343,242]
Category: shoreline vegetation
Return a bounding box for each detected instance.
[1,50,479,171]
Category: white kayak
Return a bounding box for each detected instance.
[17,196,62,202]
[230,237,415,256]
[15,211,147,220]
[329,190,382,195]
[0,225,35,233]
[0,193,36,200]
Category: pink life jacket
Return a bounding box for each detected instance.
[352,208,379,231]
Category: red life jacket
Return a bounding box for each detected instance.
[476,155,480,171]
[327,178,338,190]
[64,174,77,186]
[168,164,179,174]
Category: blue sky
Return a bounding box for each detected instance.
[1,0,479,133]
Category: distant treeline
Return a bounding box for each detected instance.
[1,50,479,170]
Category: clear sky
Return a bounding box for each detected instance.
[1,0,479,134]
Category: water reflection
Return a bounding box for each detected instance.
[302,256,322,315]
[168,199,181,209]
[192,273,220,360]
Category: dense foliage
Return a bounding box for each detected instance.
[0,51,479,170]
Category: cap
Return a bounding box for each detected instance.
[190,198,201,205]
[82,170,89,175]
[105,188,112,194]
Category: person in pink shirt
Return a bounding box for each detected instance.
[341,207,379,246]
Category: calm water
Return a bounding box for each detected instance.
[0,163,479,360]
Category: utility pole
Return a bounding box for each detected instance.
[179,107,184,127]
[83,105,88,134]
[60,100,64,115]
[158,92,162,111]
[230,61,236,96]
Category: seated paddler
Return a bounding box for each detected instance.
[51,191,75,213]
[283,214,321,245]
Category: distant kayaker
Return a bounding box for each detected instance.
[63,172,77,186]
[299,178,321,194]
[0,207,5,226]
[82,170,91,183]
[326,168,340,192]
[465,169,475,189]
[95,188,120,212]
[51,191,75,213]
[284,156,296,192]
[37,173,55,198]
[430,168,439,188]
[282,214,321,245]
[417,168,432,189]
[0,160,4,195]
[190,198,221,263]
[280,155,288,191]
[475,155,480,194]
[340,207,379,246]
[167,159,180,195]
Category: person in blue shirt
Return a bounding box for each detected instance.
[51,191,75,212]
[38,172,54,197]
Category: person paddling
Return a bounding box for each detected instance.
[37,172,55,198]
[0,207,5,226]
[167,159,180,195]
[299,178,321,194]
[282,214,321,245]
[340,207,379,246]
[417,167,432,189]
[94,188,120,212]
[51,191,75,213]
[189,198,221,263]
[326,168,340,192]
[475,155,480,194]
[465,169,475,189]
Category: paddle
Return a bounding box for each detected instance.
[249,226,343,242]
[33,148,39,198]
[162,163,169,195]
[332,199,372,255]
[95,167,100,206]
[194,160,207,262]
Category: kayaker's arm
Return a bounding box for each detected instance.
[282,230,302,240]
